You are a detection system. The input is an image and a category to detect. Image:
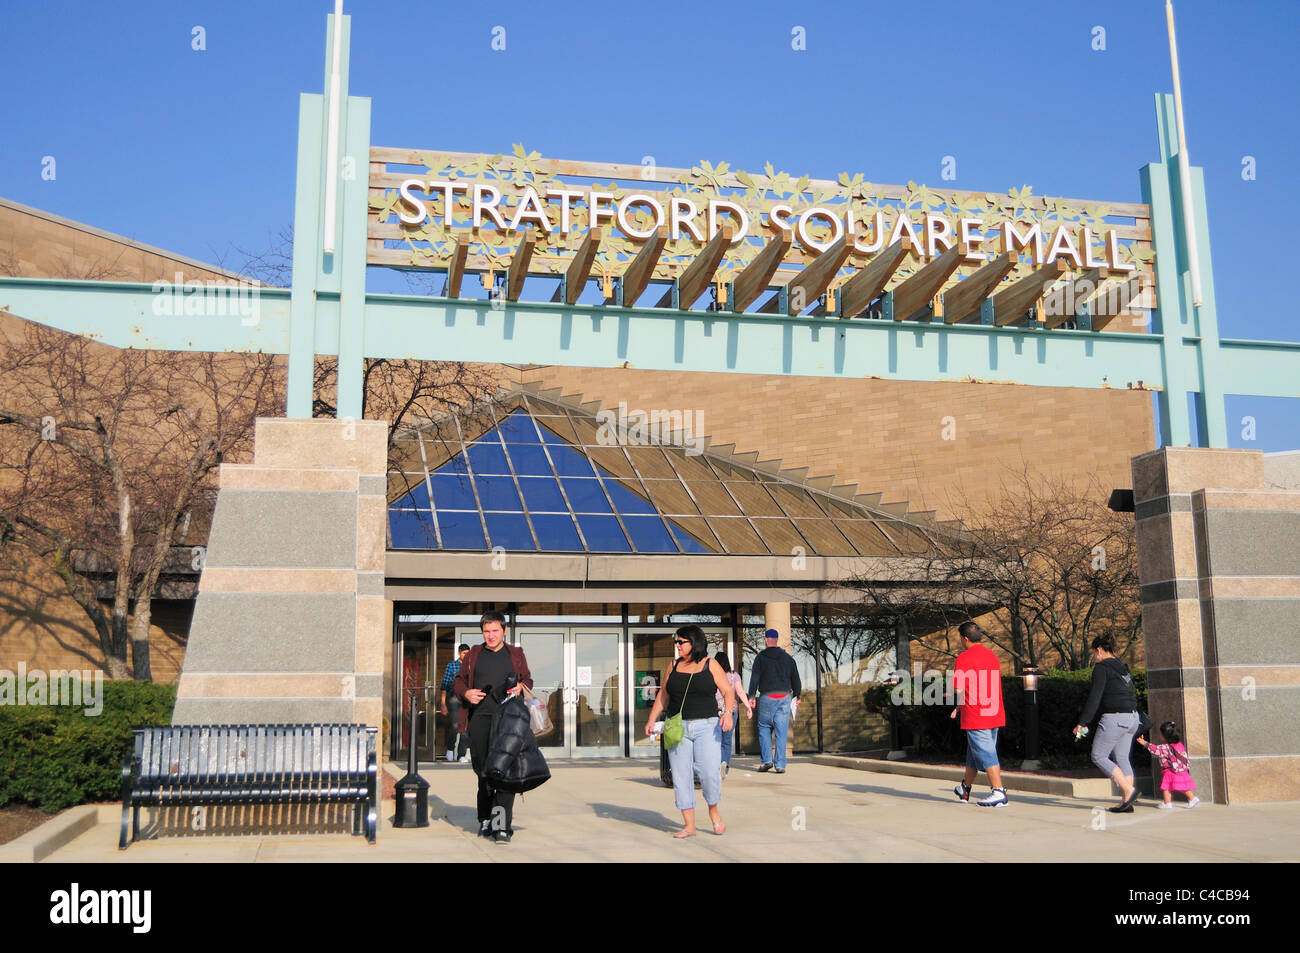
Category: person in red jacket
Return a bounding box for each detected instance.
[949,621,1009,807]
[452,610,533,843]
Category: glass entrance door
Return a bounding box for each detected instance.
[514,627,622,758]
[628,627,732,758]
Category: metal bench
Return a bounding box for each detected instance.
[118,724,378,850]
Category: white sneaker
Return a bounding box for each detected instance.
[458,754,470,763]
[977,788,1009,808]
[445,749,454,762]
[1186,796,1200,809]
[1158,802,1174,810]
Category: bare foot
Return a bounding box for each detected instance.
[712,821,726,835]
[673,828,696,838]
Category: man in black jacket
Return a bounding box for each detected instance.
[747,628,801,773]
[453,610,533,843]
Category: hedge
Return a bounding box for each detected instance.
[864,669,1150,770]
[0,680,176,813]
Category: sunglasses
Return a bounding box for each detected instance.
[674,639,691,645]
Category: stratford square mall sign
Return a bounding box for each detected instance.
[366,147,1153,322]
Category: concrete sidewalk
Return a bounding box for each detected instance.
[14,756,1300,863]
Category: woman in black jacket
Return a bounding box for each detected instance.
[1074,633,1140,813]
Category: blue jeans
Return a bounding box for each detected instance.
[756,695,791,769]
[964,727,1000,771]
[720,711,736,766]
[666,717,722,811]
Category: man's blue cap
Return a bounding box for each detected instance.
[764,628,780,640]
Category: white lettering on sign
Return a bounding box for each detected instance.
[387,180,1136,269]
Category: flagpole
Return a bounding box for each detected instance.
[1166,0,1203,308]
[323,0,344,255]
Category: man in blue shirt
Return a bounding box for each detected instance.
[439,643,471,762]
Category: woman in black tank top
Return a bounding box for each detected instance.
[643,625,735,838]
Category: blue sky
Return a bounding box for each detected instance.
[3,0,1297,450]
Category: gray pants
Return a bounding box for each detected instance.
[1091,711,1139,777]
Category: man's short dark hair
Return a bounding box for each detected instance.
[958,621,984,642]
[457,643,471,653]
[480,609,507,630]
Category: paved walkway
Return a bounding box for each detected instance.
[37,757,1300,863]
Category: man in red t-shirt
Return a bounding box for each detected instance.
[949,621,1008,807]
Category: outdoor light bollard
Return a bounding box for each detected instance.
[1022,668,1042,771]
[394,685,430,828]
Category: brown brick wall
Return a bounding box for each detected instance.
[511,365,1154,521]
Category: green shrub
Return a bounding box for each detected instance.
[0,680,175,813]
[865,670,1149,770]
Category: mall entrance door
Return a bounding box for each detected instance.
[513,627,623,758]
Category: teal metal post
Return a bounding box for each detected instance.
[287,13,371,419]
[1141,93,1227,447]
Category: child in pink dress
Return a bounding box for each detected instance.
[1137,721,1200,809]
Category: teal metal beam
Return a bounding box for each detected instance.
[359,293,1168,388]
[4,278,1298,397]
[0,277,291,352]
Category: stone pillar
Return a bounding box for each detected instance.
[1132,447,1300,803]
[173,418,389,727]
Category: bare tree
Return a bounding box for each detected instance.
[0,321,282,679]
[836,469,1141,672]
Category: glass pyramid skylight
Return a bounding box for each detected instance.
[388,394,947,556]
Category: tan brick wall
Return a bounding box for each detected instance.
[0,548,188,683]
[510,365,1154,521]
[0,200,241,283]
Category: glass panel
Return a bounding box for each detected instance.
[389,474,429,507]
[601,479,657,515]
[484,512,535,550]
[537,415,580,445]
[549,443,597,477]
[505,442,554,476]
[664,447,716,482]
[389,510,439,549]
[516,476,567,512]
[398,629,433,759]
[879,521,935,555]
[530,514,584,551]
[466,442,510,474]
[575,514,631,552]
[789,619,820,752]
[724,481,783,516]
[587,446,637,480]
[706,516,766,553]
[833,519,900,555]
[622,515,678,553]
[562,478,612,513]
[750,517,808,554]
[438,512,487,550]
[638,479,700,516]
[625,446,675,480]
[436,454,470,475]
[767,484,827,519]
[475,475,523,511]
[575,631,620,748]
[514,630,565,749]
[631,631,673,750]
[793,518,855,554]
[683,481,742,517]
[430,473,476,510]
[666,518,717,554]
[497,410,541,442]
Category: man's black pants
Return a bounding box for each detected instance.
[469,710,515,833]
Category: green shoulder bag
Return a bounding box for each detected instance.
[662,663,697,751]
